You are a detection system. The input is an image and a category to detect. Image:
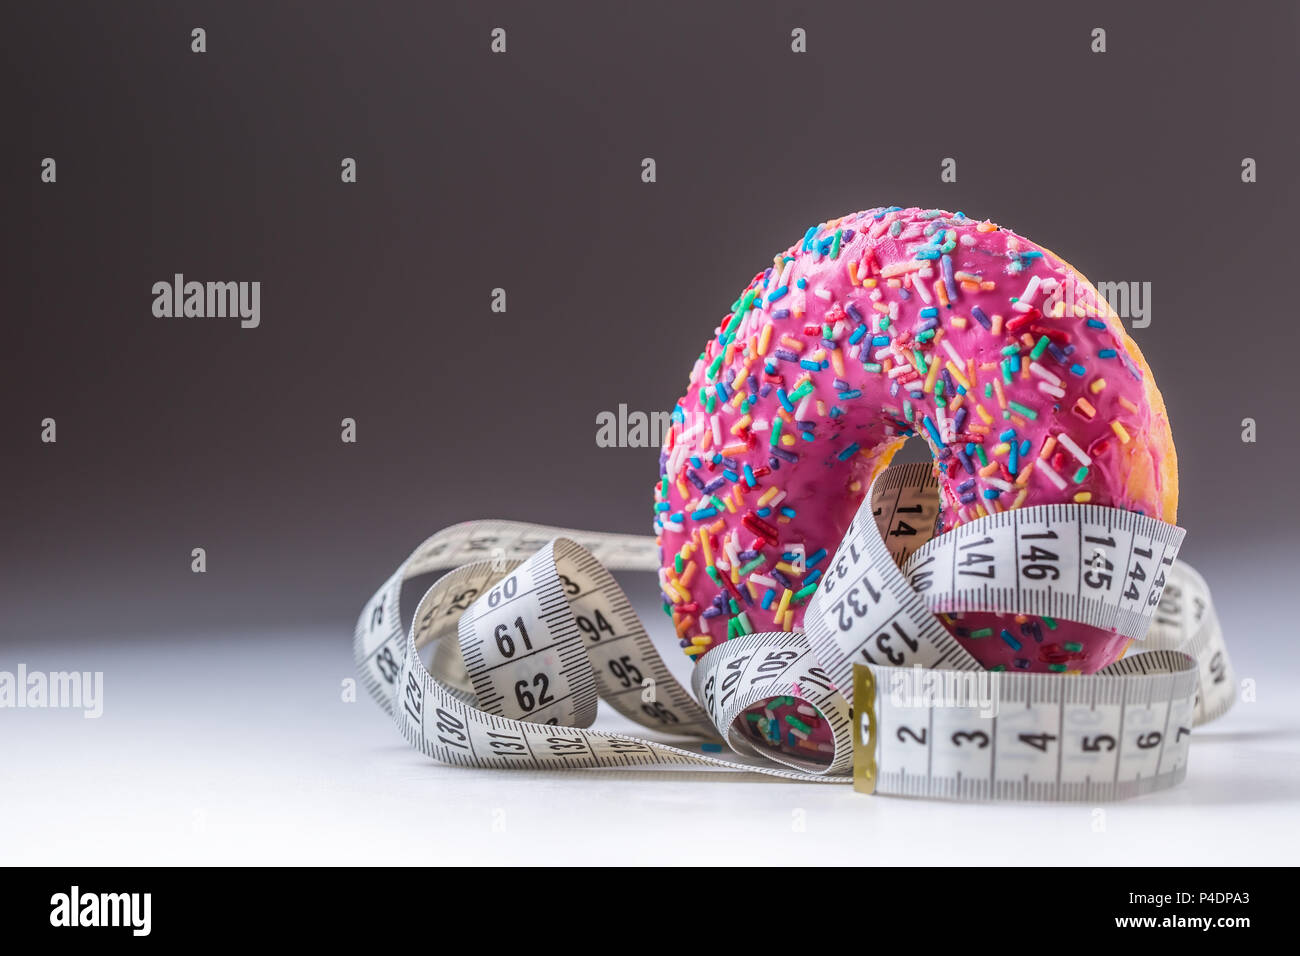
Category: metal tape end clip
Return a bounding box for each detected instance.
[852,663,878,795]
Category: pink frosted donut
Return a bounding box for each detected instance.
[654,207,1177,754]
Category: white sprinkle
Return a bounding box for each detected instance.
[1037,382,1066,399]
[814,287,832,301]
[1056,432,1092,466]
[1036,459,1068,490]
[750,573,778,589]
[941,338,965,366]
[1028,361,1062,386]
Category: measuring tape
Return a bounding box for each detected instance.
[354,462,1233,800]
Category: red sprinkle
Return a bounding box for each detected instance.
[742,511,780,545]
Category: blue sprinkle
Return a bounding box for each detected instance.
[982,488,1000,499]
[1000,629,1022,651]
[1086,319,1106,329]
[848,325,867,345]
[919,307,939,318]
[691,506,718,520]
[871,335,891,346]
[767,286,789,304]
[799,359,821,371]
[1069,363,1087,376]
[1099,348,1117,358]
[837,442,861,460]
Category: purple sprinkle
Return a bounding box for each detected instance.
[686,469,706,492]
[772,569,794,590]
[771,447,798,463]
[737,549,760,561]
[956,478,975,492]
[701,606,723,619]
[702,477,727,493]
[759,384,772,398]
[845,303,864,323]
[954,407,968,434]
[971,306,992,329]
[774,348,799,362]
[941,368,956,395]
[773,308,791,319]
[959,491,977,504]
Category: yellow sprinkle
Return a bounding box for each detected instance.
[776,588,792,622]
[722,494,736,514]
[923,359,940,394]
[1090,377,1107,394]
[862,278,878,288]
[782,610,794,632]
[781,434,796,446]
[730,415,751,435]
[698,529,713,566]
[975,403,994,424]
[993,442,1011,455]
[1119,396,1140,413]
[1074,491,1092,503]
[1011,488,1028,509]
[775,561,799,575]
[683,645,704,657]
[945,361,971,389]
[991,313,1003,335]
[1110,420,1131,444]
[757,322,773,356]
[691,635,712,646]
[757,486,780,506]
[677,479,690,499]
[951,316,968,329]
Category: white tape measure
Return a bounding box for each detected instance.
[354,462,1233,800]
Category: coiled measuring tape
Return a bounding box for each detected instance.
[354,462,1232,800]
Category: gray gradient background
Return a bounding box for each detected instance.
[3,1,1299,864]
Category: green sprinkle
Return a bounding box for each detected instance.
[1064,641,1083,652]
[1048,663,1067,673]
[975,444,989,466]
[913,350,928,373]
[675,554,683,574]
[990,664,1007,672]
[916,329,936,342]
[1030,335,1050,360]
[738,556,765,575]
[970,628,993,639]
[1001,344,1020,356]
[794,583,817,601]
[1043,616,1058,630]
[785,715,812,733]
[745,712,763,722]
[864,362,882,372]
[1007,401,1038,419]
[1073,466,1089,483]
[830,229,842,260]
[789,381,814,402]
[706,355,723,381]
[1001,359,1013,384]
[984,382,993,398]
[770,418,783,446]
[706,566,720,584]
